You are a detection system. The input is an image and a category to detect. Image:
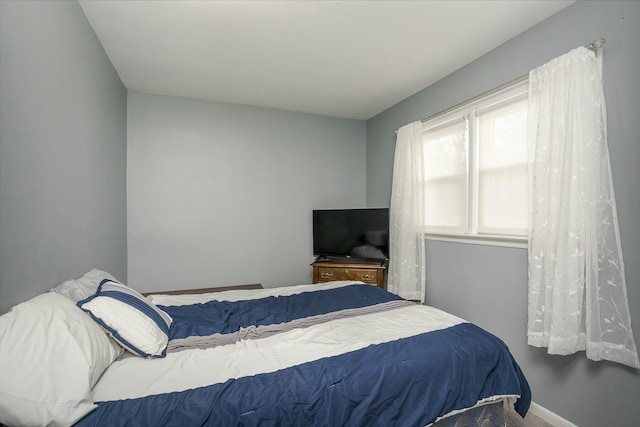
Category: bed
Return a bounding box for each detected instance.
[0,269,530,427]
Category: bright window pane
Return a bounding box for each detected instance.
[478,165,528,235]
[476,95,528,236]
[423,119,468,232]
[425,175,467,230]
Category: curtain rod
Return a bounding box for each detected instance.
[586,37,606,51]
[394,38,606,135]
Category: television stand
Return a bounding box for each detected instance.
[312,260,385,289]
[314,256,385,266]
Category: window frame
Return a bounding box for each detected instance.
[421,79,529,249]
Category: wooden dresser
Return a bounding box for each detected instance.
[312,261,385,289]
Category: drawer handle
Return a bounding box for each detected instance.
[361,274,374,281]
[321,273,334,279]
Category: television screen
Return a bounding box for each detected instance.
[313,208,389,261]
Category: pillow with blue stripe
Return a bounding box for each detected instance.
[78,279,173,358]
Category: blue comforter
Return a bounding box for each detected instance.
[77,283,530,427]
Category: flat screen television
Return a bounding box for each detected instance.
[313,208,389,262]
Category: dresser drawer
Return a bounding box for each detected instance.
[312,262,385,288]
[316,267,379,283]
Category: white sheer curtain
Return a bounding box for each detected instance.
[527,46,639,368]
[388,121,426,301]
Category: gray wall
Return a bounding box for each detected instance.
[366,2,640,426]
[0,1,127,314]
[127,92,366,292]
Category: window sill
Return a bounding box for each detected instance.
[425,233,528,249]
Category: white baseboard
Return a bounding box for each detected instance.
[529,401,578,427]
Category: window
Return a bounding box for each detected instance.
[422,81,528,247]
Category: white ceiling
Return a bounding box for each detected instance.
[79,0,574,120]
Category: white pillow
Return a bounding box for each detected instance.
[51,268,120,303]
[78,280,173,358]
[0,292,123,427]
